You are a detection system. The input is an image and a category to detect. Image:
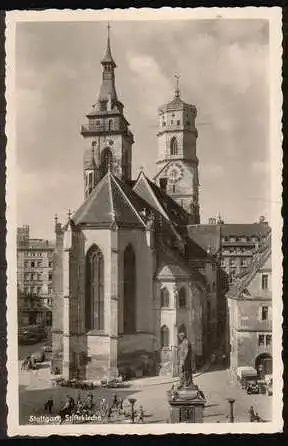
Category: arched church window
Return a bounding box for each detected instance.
[101,148,113,176]
[160,325,169,347]
[179,287,186,309]
[170,137,178,155]
[160,288,169,307]
[85,244,104,332]
[123,244,136,333]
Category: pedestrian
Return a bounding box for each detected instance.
[138,405,144,423]
[44,398,54,414]
[249,405,256,422]
[111,393,118,409]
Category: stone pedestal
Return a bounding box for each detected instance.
[167,384,206,423]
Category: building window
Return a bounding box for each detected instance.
[123,244,136,334]
[160,325,169,348]
[162,121,166,127]
[261,306,269,321]
[49,262,52,268]
[266,335,272,346]
[31,261,35,268]
[160,288,169,307]
[262,274,268,290]
[170,137,178,155]
[37,287,41,294]
[85,244,104,332]
[48,272,53,281]
[178,287,186,309]
[240,259,247,267]
[37,261,42,267]
[48,287,52,295]
[172,184,176,193]
[101,147,113,176]
[177,120,180,126]
[258,334,265,346]
[170,120,173,125]
[108,119,113,131]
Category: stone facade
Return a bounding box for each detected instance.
[17,225,54,327]
[227,240,272,376]
[154,88,200,223]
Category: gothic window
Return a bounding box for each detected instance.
[85,244,104,332]
[123,245,136,333]
[170,137,178,155]
[101,148,113,176]
[160,325,169,347]
[160,288,169,307]
[178,287,186,309]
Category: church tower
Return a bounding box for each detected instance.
[154,77,200,224]
[81,25,134,198]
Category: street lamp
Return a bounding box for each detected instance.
[227,398,235,423]
[128,398,136,423]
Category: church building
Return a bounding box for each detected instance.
[51,28,222,380]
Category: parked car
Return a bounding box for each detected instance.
[18,325,47,345]
[42,344,52,353]
[246,382,260,394]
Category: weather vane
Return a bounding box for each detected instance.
[174,73,181,97]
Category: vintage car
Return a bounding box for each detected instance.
[18,325,47,344]
[236,366,258,389]
[246,381,260,394]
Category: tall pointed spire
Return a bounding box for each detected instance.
[101,22,116,68]
[98,23,118,104]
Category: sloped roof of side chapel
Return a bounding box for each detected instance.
[72,171,154,229]
[133,171,191,226]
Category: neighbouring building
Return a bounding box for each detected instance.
[227,233,272,377]
[17,225,54,327]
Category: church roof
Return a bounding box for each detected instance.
[133,171,190,226]
[156,243,206,283]
[72,171,151,229]
[187,225,221,255]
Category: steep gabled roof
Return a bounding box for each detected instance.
[156,242,206,284]
[72,171,151,229]
[133,171,190,226]
[227,235,271,299]
[187,224,221,255]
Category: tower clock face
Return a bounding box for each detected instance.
[166,163,184,183]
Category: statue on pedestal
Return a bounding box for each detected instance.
[177,329,194,389]
[167,331,206,423]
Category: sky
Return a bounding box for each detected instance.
[15,18,271,239]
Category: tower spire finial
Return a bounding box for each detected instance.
[174,73,181,98]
